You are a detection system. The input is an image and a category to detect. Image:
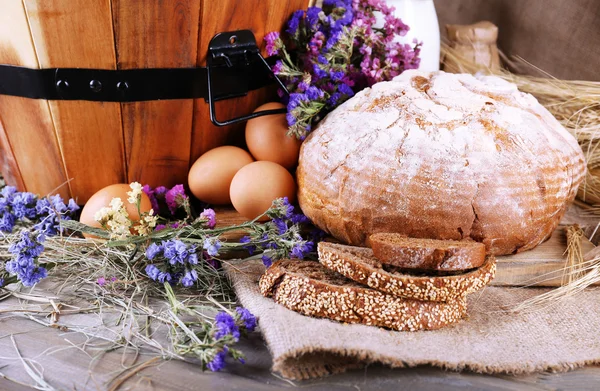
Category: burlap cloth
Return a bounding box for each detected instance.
[225,261,600,380]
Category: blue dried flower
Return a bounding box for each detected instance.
[163,240,189,265]
[236,307,257,332]
[306,7,321,29]
[0,213,15,232]
[145,264,160,281]
[146,243,163,260]
[273,218,288,235]
[207,347,228,372]
[261,254,273,267]
[203,238,222,257]
[286,10,304,35]
[338,83,354,97]
[214,312,240,341]
[291,241,314,259]
[181,269,198,287]
[6,230,47,286]
[157,271,172,283]
[10,192,37,219]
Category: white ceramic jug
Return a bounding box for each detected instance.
[377,0,441,72]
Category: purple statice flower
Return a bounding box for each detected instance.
[165,185,188,215]
[157,271,172,283]
[272,218,288,235]
[146,242,163,260]
[264,31,281,56]
[239,236,256,255]
[180,269,198,287]
[306,7,322,30]
[203,238,222,257]
[0,213,15,232]
[145,264,160,281]
[200,209,217,229]
[338,83,354,97]
[236,307,257,332]
[6,230,47,287]
[0,186,17,199]
[154,224,166,231]
[67,199,80,214]
[214,312,240,341]
[10,192,37,220]
[291,213,310,224]
[207,347,228,372]
[142,185,160,213]
[0,278,4,287]
[261,254,273,268]
[311,64,328,80]
[306,86,325,100]
[286,10,304,35]
[291,241,314,259]
[97,277,106,286]
[163,240,190,265]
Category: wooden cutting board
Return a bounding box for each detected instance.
[214,207,596,287]
[492,226,596,287]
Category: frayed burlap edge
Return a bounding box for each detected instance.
[272,347,600,381]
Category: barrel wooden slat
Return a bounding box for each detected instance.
[190,0,307,164]
[0,117,25,191]
[0,1,69,199]
[112,0,201,188]
[23,0,126,203]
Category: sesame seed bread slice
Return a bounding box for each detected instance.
[369,233,487,271]
[259,260,467,332]
[318,242,496,302]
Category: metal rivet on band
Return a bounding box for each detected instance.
[116,81,129,91]
[89,80,102,92]
[56,80,69,90]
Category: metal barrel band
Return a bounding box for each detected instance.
[0,30,287,127]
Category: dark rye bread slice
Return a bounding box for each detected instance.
[369,233,486,271]
[259,260,467,332]
[318,242,496,302]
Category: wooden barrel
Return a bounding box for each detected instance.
[0,0,306,203]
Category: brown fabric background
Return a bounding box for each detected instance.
[434,0,600,81]
[226,261,600,380]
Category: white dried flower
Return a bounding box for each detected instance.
[127,182,143,204]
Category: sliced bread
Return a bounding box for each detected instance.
[318,242,496,302]
[369,233,487,271]
[259,259,467,332]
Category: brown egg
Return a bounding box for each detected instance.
[230,161,297,221]
[188,146,254,205]
[245,102,302,169]
[80,184,152,237]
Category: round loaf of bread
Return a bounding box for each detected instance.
[297,71,586,255]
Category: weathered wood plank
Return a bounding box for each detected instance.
[493,227,596,287]
[23,0,126,203]
[112,0,201,188]
[190,0,308,163]
[0,1,69,199]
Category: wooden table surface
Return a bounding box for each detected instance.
[1,306,600,391]
[1,207,600,390]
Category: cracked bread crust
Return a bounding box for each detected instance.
[259,260,468,332]
[318,242,496,302]
[369,233,486,271]
[296,70,585,255]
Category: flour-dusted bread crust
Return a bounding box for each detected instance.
[259,259,467,331]
[297,71,586,255]
[318,242,496,302]
[369,233,486,271]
